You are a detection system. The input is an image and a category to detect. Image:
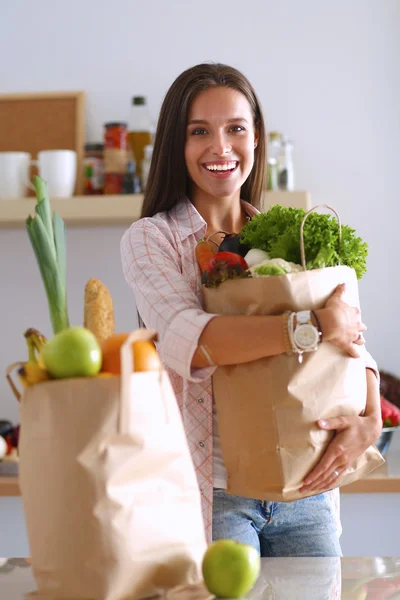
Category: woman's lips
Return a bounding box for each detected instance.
[201,160,239,178]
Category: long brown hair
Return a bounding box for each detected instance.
[141,63,266,218]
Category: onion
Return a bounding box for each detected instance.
[244,249,270,268]
[0,436,7,461]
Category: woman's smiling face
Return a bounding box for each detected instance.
[185,86,258,202]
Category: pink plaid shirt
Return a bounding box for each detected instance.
[120,198,259,540]
[120,197,377,543]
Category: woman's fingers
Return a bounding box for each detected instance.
[324,284,368,358]
[301,446,341,488]
[300,417,353,492]
[334,282,346,296]
[318,417,351,431]
[301,466,344,493]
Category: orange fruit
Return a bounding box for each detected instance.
[101,333,161,374]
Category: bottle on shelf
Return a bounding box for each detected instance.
[127,96,153,179]
[267,131,281,191]
[122,160,141,194]
[278,136,295,191]
[103,122,129,194]
[83,143,104,195]
[141,144,153,191]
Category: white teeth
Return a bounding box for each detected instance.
[205,161,237,171]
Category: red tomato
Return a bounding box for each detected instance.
[207,252,248,272]
[381,396,400,427]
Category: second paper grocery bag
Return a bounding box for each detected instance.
[18,329,207,600]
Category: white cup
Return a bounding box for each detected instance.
[0,152,35,199]
[34,150,77,198]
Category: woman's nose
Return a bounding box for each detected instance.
[210,132,231,155]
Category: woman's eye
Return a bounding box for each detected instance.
[191,128,208,136]
[230,125,245,132]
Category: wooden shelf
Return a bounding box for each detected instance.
[341,453,400,494]
[0,476,20,497]
[2,454,399,498]
[0,191,311,229]
[0,194,144,228]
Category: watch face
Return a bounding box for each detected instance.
[293,324,319,350]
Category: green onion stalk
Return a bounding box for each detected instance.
[26,176,70,334]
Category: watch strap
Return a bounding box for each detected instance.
[296,310,311,324]
[311,310,323,342]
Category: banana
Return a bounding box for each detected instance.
[18,362,49,387]
[19,328,49,386]
[24,328,47,370]
[24,328,47,353]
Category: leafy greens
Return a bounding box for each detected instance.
[240,205,368,279]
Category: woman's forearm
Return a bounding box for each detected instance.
[192,308,330,368]
[191,284,369,369]
[192,314,286,368]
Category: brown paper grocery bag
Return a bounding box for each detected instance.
[203,206,384,502]
[18,329,207,600]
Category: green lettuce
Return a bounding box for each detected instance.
[240,205,368,279]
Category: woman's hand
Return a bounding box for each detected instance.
[317,283,367,358]
[299,413,382,494]
[301,367,382,493]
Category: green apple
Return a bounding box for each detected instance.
[41,327,102,379]
[202,539,260,598]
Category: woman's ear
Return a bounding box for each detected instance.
[254,129,259,149]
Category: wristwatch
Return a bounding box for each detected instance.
[293,310,320,352]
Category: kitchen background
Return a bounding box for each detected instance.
[0,0,399,555]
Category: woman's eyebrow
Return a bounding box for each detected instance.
[187,119,208,125]
[227,118,250,124]
[187,117,250,125]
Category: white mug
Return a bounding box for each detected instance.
[0,152,35,199]
[34,150,77,198]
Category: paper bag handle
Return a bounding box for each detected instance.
[300,204,342,270]
[119,328,163,433]
[5,362,25,402]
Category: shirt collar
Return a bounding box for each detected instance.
[171,197,260,241]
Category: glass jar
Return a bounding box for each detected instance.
[83,143,104,195]
[103,122,128,195]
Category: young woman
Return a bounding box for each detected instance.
[120,63,381,556]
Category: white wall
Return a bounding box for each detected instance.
[1,0,399,424]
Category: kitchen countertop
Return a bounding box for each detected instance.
[1,556,400,599]
[2,452,400,497]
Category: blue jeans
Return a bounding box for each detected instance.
[212,488,342,557]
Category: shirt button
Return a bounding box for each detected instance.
[198,441,205,448]
[197,397,204,404]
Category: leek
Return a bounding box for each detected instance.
[26,176,70,334]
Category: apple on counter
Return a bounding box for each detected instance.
[202,540,261,598]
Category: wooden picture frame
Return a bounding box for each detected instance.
[0,91,85,195]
